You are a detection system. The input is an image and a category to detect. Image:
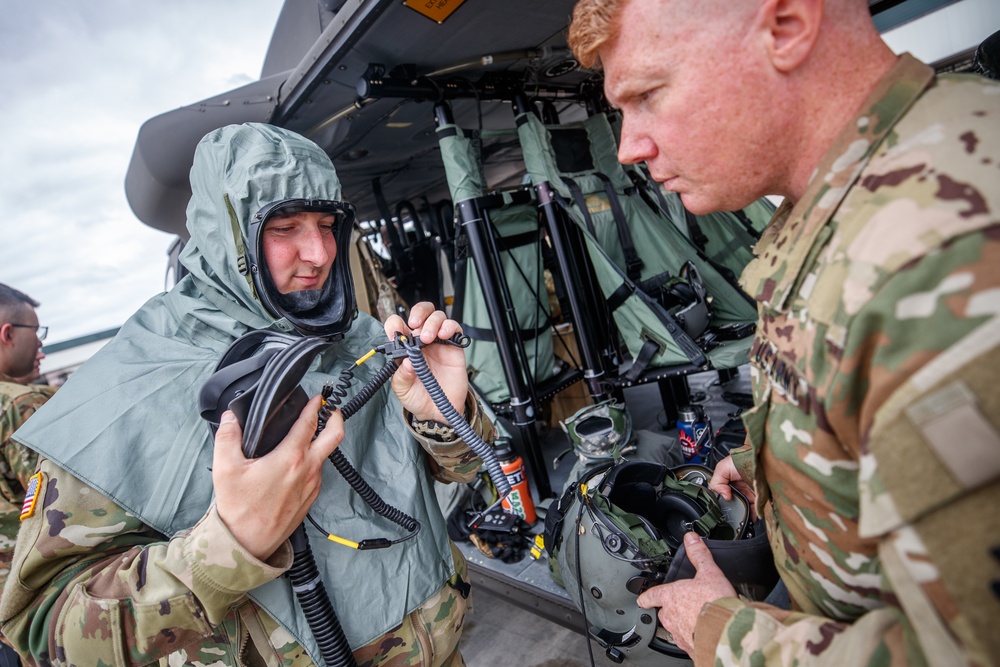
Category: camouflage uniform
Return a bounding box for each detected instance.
[0,374,55,587]
[693,55,1000,666]
[0,394,490,666]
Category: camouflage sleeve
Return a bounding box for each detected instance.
[0,458,293,666]
[405,392,489,484]
[692,232,1000,666]
[1,385,55,491]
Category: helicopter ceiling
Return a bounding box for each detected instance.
[124,0,962,239]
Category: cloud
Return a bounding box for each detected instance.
[0,0,283,348]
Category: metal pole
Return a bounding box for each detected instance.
[454,198,551,500]
[434,101,552,501]
[533,182,612,402]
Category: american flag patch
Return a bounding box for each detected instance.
[20,472,43,521]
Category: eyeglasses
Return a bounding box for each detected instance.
[9,324,47,341]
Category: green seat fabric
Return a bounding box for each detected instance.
[516,112,757,370]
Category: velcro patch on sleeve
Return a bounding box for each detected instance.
[905,381,1000,490]
[20,471,44,521]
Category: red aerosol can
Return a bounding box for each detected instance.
[495,440,537,524]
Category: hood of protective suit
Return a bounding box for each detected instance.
[13,124,453,660]
[180,123,356,337]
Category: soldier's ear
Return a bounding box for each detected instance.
[0,323,13,345]
[760,0,823,74]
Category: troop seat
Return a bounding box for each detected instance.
[435,120,583,412]
[515,110,758,386]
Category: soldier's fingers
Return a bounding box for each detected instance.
[636,582,670,609]
[683,532,721,575]
[312,409,343,461]
[383,313,410,340]
[416,310,448,344]
[407,302,436,329]
[709,456,738,499]
[213,411,246,466]
[436,317,463,340]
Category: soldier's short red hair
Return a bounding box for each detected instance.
[568,0,629,70]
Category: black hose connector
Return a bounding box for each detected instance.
[288,525,357,667]
[320,359,420,533]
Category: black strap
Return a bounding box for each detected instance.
[562,177,598,237]
[494,229,541,252]
[462,318,553,343]
[683,209,710,252]
[632,166,672,217]
[606,282,634,313]
[624,338,661,383]
[594,173,643,282]
[637,271,675,296]
[732,209,761,240]
[451,233,469,323]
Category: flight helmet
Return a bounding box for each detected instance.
[544,460,778,666]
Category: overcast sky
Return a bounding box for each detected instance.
[1,0,283,348]
[2,0,997,366]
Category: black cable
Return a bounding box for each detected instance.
[574,491,598,667]
[289,358,414,667]
[287,525,355,667]
[280,335,497,666]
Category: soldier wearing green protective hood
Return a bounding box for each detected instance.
[0,123,488,666]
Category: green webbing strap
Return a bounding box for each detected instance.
[594,172,643,282]
[562,177,598,238]
[592,494,672,559]
[661,473,734,540]
[224,194,256,299]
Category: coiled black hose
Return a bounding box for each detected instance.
[293,360,412,667]
[400,337,511,499]
[291,338,502,666]
[316,361,419,533]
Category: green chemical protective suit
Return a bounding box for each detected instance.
[0,123,486,666]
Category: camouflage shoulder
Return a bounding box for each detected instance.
[860,314,1000,665]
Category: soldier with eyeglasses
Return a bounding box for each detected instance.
[0,283,55,667]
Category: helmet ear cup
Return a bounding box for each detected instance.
[650,492,707,549]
